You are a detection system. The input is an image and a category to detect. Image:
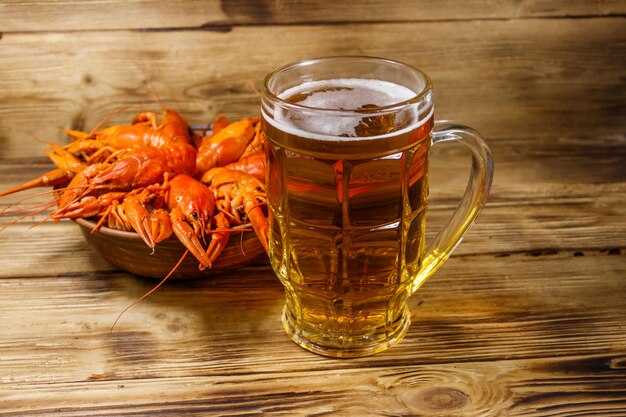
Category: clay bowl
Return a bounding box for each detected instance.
[74,218,266,279]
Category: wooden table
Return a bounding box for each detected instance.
[1,2,625,415]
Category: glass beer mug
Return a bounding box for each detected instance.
[261,56,494,357]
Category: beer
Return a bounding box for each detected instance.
[262,78,434,355]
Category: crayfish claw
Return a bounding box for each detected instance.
[206,212,231,263]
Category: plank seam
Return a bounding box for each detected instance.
[0,14,625,35]
[0,247,622,281]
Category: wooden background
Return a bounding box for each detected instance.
[0,1,625,416]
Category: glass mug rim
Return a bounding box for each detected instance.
[261,55,433,116]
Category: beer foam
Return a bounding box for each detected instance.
[265,78,432,141]
[281,78,416,110]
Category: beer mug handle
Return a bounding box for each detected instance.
[409,121,494,294]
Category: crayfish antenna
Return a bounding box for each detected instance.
[0,200,57,233]
[0,187,59,215]
[0,187,66,233]
[133,63,165,110]
[81,106,134,138]
[238,227,247,257]
[109,249,189,334]
[245,79,261,99]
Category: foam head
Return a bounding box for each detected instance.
[266,78,431,141]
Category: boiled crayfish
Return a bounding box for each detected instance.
[0,109,269,272]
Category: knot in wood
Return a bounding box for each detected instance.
[400,387,469,413]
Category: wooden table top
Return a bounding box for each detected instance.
[1,1,625,416]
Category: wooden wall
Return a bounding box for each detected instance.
[0,1,624,159]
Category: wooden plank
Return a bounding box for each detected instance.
[0,251,624,415]
[0,18,624,158]
[3,135,624,200]
[0,251,624,367]
[0,0,624,32]
[1,188,624,278]
[1,134,623,275]
[0,356,625,416]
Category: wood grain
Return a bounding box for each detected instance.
[0,251,624,416]
[1,0,624,32]
[0,2,624,415]
[0,135,623,415]
[0,18,624,158]
[2,358,625,416]
[2,134,623,276]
